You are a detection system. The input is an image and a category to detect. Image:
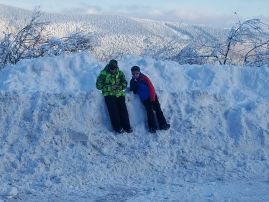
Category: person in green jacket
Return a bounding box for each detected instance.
[96,59,132,133]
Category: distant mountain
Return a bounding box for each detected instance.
[0,4,228,61]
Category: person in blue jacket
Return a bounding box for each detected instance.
[129,66,170,133]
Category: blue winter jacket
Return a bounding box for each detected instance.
[130,73,156,101]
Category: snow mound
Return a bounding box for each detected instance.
[0,53,268,201]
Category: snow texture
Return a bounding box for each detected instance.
[0,4,227,62]
[0,52,268,201]
[0,4,268,201]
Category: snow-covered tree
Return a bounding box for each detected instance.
[221,18,269,66]
[0,10,94,69]
[172,17,269,66]
[172,32,222,65]
[0,10,48,68]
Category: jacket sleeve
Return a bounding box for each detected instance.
[129,78,138,93]
[96,72,104,90]
[118,71,127,90]
[143,75,156,101]
[96,71,111,92]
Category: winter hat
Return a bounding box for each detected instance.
[108,59,118,70]
[131,66,140,72]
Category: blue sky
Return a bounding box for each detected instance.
[0,0,268,26]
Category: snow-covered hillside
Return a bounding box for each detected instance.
[0,52,268,201]
[0,4,227,62]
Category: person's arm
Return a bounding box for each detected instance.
[96,71,111,92]
[96,72,104,90]
[118,71,127,90]
[129,78,138,93]
[143,75,156,101]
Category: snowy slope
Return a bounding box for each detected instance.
[0,52,268,201]
[0,4,268,201]
[0,4,227,61]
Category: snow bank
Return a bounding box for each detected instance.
[0,52,268,201]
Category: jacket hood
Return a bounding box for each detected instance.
[105,59,119,71]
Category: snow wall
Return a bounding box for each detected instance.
[0,53,268,198]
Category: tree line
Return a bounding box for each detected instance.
[0,10,268,69]
[0,10,93,69]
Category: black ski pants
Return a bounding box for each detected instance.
[104,95,131,132]
[142,96,167,130]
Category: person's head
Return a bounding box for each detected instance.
[108,59,118,74]
[131,66,140,79]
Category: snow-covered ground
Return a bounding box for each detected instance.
[0,52,268,201]
[0,4,268,201]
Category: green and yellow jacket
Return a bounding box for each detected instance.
[96,65,127,97]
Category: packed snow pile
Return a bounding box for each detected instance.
[0,52,268,201]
